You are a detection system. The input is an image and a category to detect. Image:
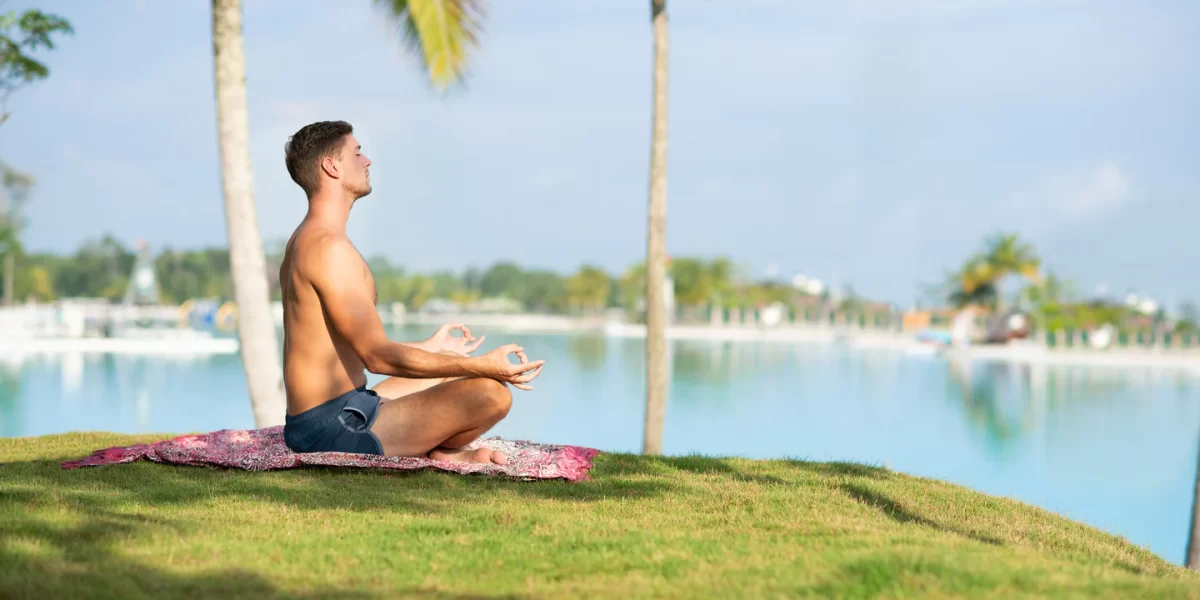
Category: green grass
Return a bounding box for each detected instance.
[1,433,1198,599]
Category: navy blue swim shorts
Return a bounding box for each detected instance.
[283,386,384,456]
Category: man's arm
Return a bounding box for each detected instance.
[305,237,486,379]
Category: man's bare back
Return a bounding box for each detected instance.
[279,224,375,416]
[277,120,544,464]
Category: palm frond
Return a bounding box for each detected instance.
[377,0,484,91]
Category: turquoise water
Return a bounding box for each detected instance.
[1,325,1198,565]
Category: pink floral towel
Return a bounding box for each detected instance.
[60,426,601,482]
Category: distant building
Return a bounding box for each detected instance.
[123,241,159,306]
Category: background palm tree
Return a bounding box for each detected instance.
[211,0,483,427]
[945,233,1040,312]
[212,0,287,427]
[376,0,483,91]
[643,0,669,455]
[982,233,1041,304]
[1189,444,1200,570]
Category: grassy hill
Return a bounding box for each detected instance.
[2,432,1197,599]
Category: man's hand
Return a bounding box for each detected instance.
[478,344,544,391]
[420,323,485,356]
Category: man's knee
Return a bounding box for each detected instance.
[470,377,511,419]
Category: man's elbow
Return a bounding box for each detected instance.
[358,344,392,375]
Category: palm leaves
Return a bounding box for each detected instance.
[945,233,1041,309]
[376,0,484,90]
[982,234,1040,285]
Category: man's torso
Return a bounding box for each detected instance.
[279,224,376,415]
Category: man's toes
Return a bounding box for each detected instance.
[490,450,508,466]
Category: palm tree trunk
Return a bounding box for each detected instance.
[212,0,286,428]
[1186,433,1200,570]
[642,0,669,455]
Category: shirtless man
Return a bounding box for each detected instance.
[277,120,544,465]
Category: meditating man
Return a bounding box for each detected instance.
[276,120,544,465]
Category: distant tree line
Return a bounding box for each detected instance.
[0,236,863,319]
[4,233,1195,336]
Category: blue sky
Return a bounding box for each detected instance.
[2,0,1198,307]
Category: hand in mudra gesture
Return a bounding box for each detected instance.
[479,344,545,391]
[424,323,485,356]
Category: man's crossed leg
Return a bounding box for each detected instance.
[370,375,513,464]
[366,331,534,465]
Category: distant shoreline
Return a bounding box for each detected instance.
[394,311,1200,372]
[1,305,1197,371]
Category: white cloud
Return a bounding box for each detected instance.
[1022,160,1132,222]
[1057,162,1132,219]
[1007,162,1133,230]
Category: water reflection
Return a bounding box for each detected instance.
[946,358,1032,451]
[672,341,735,383]
[0,355,25,437]
[945,356,1200,455]
[62,352,83,395]
[111,355,166,430]
[668,340,803,385]
[566,335,607,372]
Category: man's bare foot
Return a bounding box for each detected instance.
[428,446,508,465]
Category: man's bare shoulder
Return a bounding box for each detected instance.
[291,230,359,281]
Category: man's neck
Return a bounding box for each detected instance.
[305,191,355,234]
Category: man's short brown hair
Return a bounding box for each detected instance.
[284,120,353,196]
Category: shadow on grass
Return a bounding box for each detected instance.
[0,505,377,599]
[801,554,988,598]
[594,452,889,486]
[840,482,1004,547]
[798,461,890,480]
[593,453,790,485]
[839,483,1171,578]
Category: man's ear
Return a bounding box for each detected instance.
[319,155,340,179]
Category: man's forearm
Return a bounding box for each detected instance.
[365,343,484,379]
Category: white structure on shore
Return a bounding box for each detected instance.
[0,241,237,355]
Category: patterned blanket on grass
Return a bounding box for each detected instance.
[60,426,600,482]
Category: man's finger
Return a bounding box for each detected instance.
[517,359,545,372]
[465,336,485,352]
[513,383,533,391]
[516,350,528,364]
[523,364,544,380]
[512,366,542,383]
[509,360,544,375]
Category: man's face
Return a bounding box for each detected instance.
[339,134,372,198]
